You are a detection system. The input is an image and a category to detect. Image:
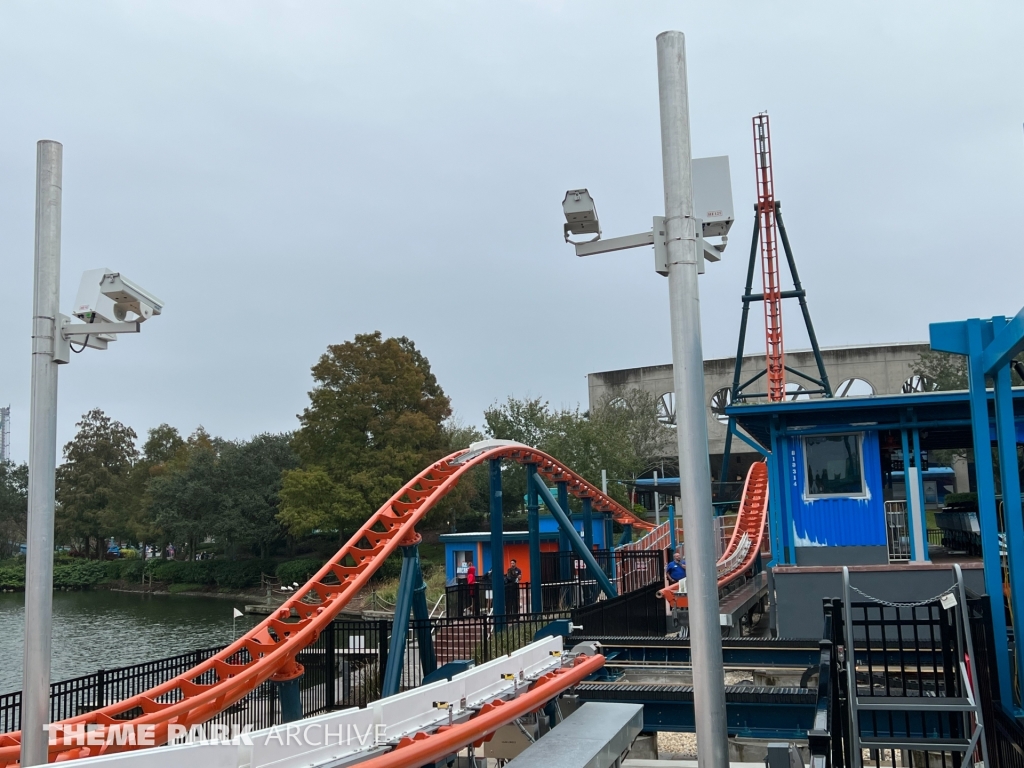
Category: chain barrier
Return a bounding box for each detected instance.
[847,583,957,609]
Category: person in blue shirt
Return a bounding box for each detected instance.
[666,550,686,584]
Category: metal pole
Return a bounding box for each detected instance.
[656,31,729,768]
[22,140,63,768]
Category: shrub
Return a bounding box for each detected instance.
[0,562,25,589]
[105,559,145,581]
[276,558,323,587]
[144,559,274,590]
[53,560,107,589]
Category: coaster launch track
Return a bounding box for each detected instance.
[0,442,652,766]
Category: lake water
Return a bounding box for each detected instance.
[0,590,262,695]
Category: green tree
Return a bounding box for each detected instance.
[913,350,1024,392]
[216,434,299,558]
[147,428,221,560]
[56,409,138,558]
[279,332,452,539]
[484,392,667,510]
[0,461,28,559]
[912,351,968,391]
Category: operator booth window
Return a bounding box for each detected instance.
[804,434,865,497]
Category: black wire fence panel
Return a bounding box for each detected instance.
[1,613,577,736]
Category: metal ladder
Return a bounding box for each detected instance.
[842,564,989,768]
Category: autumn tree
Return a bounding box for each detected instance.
[279,333,452,539]
[56,409,139,558]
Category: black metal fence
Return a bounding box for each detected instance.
[0,611,576,735]
[807,590,1024,768]
[445,549,663,616]
[568,581,665,637]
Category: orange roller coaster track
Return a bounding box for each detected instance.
[659,460,769,609]
[0,442,651,766]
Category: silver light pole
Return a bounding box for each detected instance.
[21,140,63,767]
[656,31,729,768]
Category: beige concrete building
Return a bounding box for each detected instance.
[588,342,932,480]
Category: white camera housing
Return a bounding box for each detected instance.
[72,268,120,324]
[562,189,600,242]
[100,272,164,322]
[73,269,163,323]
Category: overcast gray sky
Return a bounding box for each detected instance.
[1,2,1021,462]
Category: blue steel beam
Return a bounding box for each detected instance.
[557,481,572,580]
[981,306,1024,374]
[582,497,594,551]
[995,341,1024,704]
[488,459,505,626]
[575,684,815,740]
[930,313,1023,714]
[532,473,617,599]
[618,524,633,548]
[526,463,542,614]
[382,544,421,697]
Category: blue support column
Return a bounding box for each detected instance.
[932,310,1024,714]
[899,426,921,562]
[382,544,422,697]
[669,503,677,551]
[488,459,505,627]
[532,473,617,599]
[618,525,633,547]
[910,427,929,562]
[273,677,303,723]
[409,545,436,678]
[526,463,542,614]
[557,481,571,580]
[582,497,594,551]
[964,320,1013,709]
[996,353,1024,705]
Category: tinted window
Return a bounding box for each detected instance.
[805,434,864,497]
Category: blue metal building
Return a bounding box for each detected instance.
[729,389,1024,568]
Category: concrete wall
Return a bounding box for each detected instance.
[588,342,932,461]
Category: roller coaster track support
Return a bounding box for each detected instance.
[0,441,647,767]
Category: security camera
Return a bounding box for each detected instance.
[99,272,164,322]
[72,268,120,324]
[562,189,601,243]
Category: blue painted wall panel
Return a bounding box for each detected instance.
[784,431,886,548]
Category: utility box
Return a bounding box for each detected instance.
[693,156,734,239]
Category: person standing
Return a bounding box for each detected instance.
[466,561,478,614]
[505,559,522,616]
[666,550,686,585]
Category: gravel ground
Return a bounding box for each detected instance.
[657,730,698,758]
[657,673,754,758]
